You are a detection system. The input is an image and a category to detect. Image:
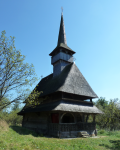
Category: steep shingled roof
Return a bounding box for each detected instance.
[18,99,103,115]
[36,62,98,98]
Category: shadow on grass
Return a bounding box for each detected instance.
[10,126,38,137]
[99,140,120,150]
[10,126,60,139]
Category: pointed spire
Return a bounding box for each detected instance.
[57,12,67,46]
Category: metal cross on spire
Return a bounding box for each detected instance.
[61,7,63,14]
[57,7,67,46]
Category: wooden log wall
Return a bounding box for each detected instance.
[22,112,48,134]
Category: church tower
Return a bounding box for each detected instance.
[49,13,76,77]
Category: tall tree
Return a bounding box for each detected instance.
[12,101,20,111]
[0,30,40,111]
[95,98,120,130]
[95,97,108,109]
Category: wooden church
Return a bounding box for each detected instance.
[18,13,103,138]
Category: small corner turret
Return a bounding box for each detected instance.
[49,13,76,77]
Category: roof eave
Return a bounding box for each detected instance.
[49,45,76,56]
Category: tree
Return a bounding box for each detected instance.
[95,97,108,109]
[95,98,120,130]
[12,101,20,111]
[0,30,40,111]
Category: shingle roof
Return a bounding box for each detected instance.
[36,62,98,98]
[49,43,75,56]
[49,13,75,56]
[18,100,103,115]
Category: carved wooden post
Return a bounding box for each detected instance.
[95,124,97,136]
[74,113,76,123]
[93,115,95,123]
[82,114,85,130]
[82,114,84,122]
[86,114,89,123]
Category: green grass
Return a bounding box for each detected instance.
[0,126,120,150]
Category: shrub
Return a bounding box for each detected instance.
[0,109,23,125]
[0,119,9,131]
[99,129,105,134]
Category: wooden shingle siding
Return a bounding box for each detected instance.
[52,52,73,64]
[53,61,69,77]
[23,113,48,132]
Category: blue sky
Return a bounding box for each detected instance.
[0,0,120,102]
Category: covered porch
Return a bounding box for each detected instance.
[48,112,97,138]
[49,122,96,138]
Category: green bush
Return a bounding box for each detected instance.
[0,109,23,125]
[99,129,105,134]
[107,131,118,136]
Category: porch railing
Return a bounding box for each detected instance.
[49,122,96,132]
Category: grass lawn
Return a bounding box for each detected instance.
[0,124,120,150]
